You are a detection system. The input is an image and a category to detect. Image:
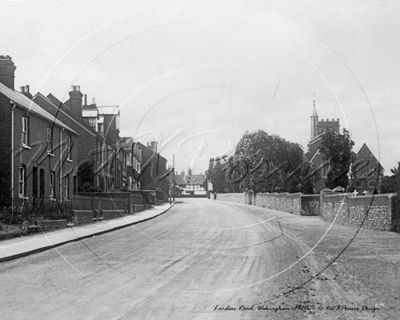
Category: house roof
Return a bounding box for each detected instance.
[175,174,206,185]
[0,83,78,135]
[136,141,167,162]
[82,109,98,118]
[356,143,384,174]
[97,106,119,115]
[34,93,105,141]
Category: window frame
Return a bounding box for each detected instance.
[47,127,53,153]
[368,180,376,187]
[22,116,29,146]
[18,165,26,198]
[64,174,69,199]
[49,171,55,198]
[66,136,72,161]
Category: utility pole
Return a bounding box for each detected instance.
[173,154,175,201]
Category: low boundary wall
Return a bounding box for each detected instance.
[320,193,399,232]
[72,195,127,225]
[215,191,399,232]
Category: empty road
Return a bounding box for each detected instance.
[0,199,376,320]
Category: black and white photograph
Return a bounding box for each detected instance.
[0,0,399,319]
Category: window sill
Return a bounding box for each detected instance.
[22,144,31,150]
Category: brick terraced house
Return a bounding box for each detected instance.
[0,56,79,205]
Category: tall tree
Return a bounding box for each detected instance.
[206,158,233,193]
[228,130,305,193]
[319,128,355,189]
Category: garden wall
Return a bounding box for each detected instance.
[215,191,400,232]
[215,193,246,204]
[72,195,127,225]
[253,193,302,215]
[320,193,400,232]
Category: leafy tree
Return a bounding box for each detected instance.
[206,157,235,193]
[78,160,101,192]
[380,162,400,193]
[227,130,305,193]
[319,128,355,189]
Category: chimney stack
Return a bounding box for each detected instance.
[20,85,32,99]
[69,85,83,121]
[0,55,16,89]
[150,141,157,153]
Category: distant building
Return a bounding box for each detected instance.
[305,99,383,193]
[174,169,206,197]
[351,143,384,193]
[33,87,126,192]
[119,137,142,191]
[136,141,168,200]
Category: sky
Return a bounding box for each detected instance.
[1,0,399,175]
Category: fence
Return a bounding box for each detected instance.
[0,198,73,224]
[0,190,156,227]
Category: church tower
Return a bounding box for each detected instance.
[310,96,318,139]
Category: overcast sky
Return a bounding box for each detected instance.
[1,0,399,175]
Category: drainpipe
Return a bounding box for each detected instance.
[11,101,16,205]
[60,128,65,200]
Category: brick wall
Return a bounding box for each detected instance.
[0,92,12,205]
[215,191,400,232]
[253,192,302,215]
[320,193,399,231]
[300,195,321,216]
[215,193,246,204]
[12,107,78,201]
[33,94,117,191]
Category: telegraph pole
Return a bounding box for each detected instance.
[173,154,175,201]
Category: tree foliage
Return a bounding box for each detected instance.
[206,158,235,193]
[78,160,101,192]
[319,128,355,189]
[225,130,312,193]
[380,162,400,193]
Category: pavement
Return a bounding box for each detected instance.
[0,202,174,263]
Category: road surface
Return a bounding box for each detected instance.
[0,199,377,320]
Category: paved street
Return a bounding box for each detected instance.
[0,199,391,320]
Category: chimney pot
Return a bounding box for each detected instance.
[92,97,95,104]
[20,86,25,93]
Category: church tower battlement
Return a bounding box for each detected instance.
[310,98,340,141]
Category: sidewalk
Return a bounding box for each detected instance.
[0,202,174,263]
